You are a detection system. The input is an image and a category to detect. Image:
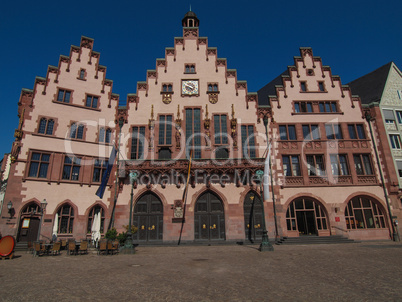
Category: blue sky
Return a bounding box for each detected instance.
[0,0,401,158]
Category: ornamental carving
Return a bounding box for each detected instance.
[81,38,93,49]
[104,80,112,87]
[166,49,175,55]
[360,141,368,148]
[184,28,198,37]
[237,82,247,89]
[207,48,217,55]
[60,56,69,64]
[48,67,58,74]
[314,142,322,149]
[162,93,172,104]
[198,38,207,45]
[138,83,148,90]
[35,78,46,85]
[309,177,329,185]
[91,52,99,59]
[301,48,313,57]
[209,93,218,104]
[217,59,226,67]
[357,175,376,184]
[285,177,303,186]
[157,60,166,67]
[338,141,345,148]
[227,71,236,78]
[175,38,184,45]
[334,176,352,185]
[147,71,157,79]
[98,66,106,73]
[71,46,80,53]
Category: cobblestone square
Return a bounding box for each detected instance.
[1,241,401,301]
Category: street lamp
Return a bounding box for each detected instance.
[123,170,137,254]
[255,170,274,252]
[36,199,48,241]
[7,201,14,218]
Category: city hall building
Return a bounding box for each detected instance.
[0,11,400,244]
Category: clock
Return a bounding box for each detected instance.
[182,80,199,95]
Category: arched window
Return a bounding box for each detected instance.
[105,128,111,143]
[345,196,387,229]
[38,118,54,135]
[56,204,74,234]
[87,206,105,234]
[70,123,84,139]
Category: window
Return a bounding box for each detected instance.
[325,124,342,139]
[302,124,320,140]
[70,123,84,139]
[93,159,108,182]
[62,156,81,180]
[241,125,256,158]
[208,84,219,92]
[56,204,74,234]
[306,155,325,176]
[318,82,325,92]
[282,155,301,176]
[353,154,373,175]
[79,69,85,80]
[28,152,50,178]
[85,95,99,108]
[348,124,366,139]
[99,127,112,143]
[294,102,313,113]
[131,126,146,159]
[300,82,307,91]
[396,111,402,124]
[57,89,71,103]
[398,90,402,100]
[345,197,386,229]
[87,206,105,234]
[185,64,195,73]
[319,101,338,113]
[162,84,173,92]
[158,115,172,145]
[279,125,297,140]
[390,134,402,149]
[330,154,349,175]
[38,118,54,135]
[214,115,228,145]
[396,161,402,177]
[186,108,202,159]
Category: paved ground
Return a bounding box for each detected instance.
[0,241,401,302]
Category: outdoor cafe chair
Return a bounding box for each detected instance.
[67,240,76,255]
[51,242,61,255]
[78,240,88,255]
[98,239,107,255]
[27,241,34,254]
[60,239,67,250]
[33,242,45,257]
[110,240,119,255]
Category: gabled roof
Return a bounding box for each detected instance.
[347,62,393,105]
[257,70,289,106]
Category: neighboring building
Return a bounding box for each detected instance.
[0,11,397,243]
[258,48,394,240]
[348,62,402,239]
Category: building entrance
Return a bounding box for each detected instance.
[17,202,42,242]
[243,191,263,243]
[194,191,225,241]
[286,198,328,236]
[133,193,163,242]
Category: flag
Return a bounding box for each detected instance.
[263,143,271,201]
[96,146,117,199]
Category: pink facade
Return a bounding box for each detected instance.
[0,11,397,244]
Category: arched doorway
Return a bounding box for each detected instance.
[17,202,41,242]
[243,191,263,243]
[133,192,163,242]
[286,197,328,236]
[194,191,225,241]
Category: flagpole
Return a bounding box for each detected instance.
[178,150,193,245]
[264,116,279,242]
[108,118,124,231]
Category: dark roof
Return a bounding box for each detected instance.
[257,70,289,106]
[184,11,197,18]
[347,62,392,105]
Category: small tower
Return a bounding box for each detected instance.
[182,10,199,28]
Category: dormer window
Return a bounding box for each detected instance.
[185,64,196,73]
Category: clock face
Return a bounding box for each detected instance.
[182,80,199,95]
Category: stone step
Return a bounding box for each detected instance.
[276,236,356,245]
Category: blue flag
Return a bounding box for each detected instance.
[95,146,117,199]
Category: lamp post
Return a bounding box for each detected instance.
[36,199,48,241]
[255,170,274,251]
[123,170,137,254]
[7,201,13,218]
